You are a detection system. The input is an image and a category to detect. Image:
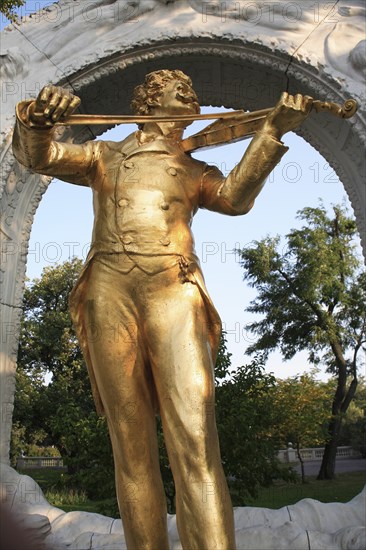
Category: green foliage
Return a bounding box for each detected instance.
[238,203,366,479]
[215,331,233,382]
[273,373,333,449]
[43,488,88,507]
[10,353,47,465]
[272,372,334,483]
[10,422,26,465]
[339,378,366,455]
[156,417,175,513]
[239,205,364,367]
[18,259,85,376]
[215,350,296,504]
[0,0,25,21]
[50,408,115,499]
[12,258,118,505]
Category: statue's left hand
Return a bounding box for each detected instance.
[261,92,313,140]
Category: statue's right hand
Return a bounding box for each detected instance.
[29,85,81,125]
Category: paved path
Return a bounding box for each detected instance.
[294,458,366,477]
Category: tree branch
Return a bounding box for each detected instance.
[277,268,326,327]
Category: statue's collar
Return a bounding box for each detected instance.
[135,127,182,146]
[122,130,184,159]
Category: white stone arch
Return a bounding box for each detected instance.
[0,0,365,467]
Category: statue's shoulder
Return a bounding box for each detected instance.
[184,151,211,172]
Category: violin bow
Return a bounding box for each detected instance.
[53,110,245,125]
[52,98,358,153]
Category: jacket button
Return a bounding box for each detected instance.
[159,237,171,246]
[118,198,128,207]
[160,202,169,210]
[167,167,177,176]
[123,160,134,169]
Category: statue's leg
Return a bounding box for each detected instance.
[79,259,170,550]
[145,268,236,550]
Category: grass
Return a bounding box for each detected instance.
[18,467,62,489]
[19,468,365,515]
[55,500,103,514]
[246,471,366,509]
[17,468,96,513]
[43,488,88,507]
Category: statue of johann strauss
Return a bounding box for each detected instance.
[13,69,311,549]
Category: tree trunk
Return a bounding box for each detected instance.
[317,416,342,480]
[296,442,306,484]
[317,337,358,480]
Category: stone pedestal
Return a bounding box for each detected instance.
[1,465,365,549]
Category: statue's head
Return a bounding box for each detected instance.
[131,69,200,118]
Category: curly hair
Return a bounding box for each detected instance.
[130,69,194,115]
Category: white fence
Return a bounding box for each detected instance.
[16,456,65,469]
[16,447,363,469]
[278,445,362,463]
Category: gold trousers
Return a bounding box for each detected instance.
[77,255,236,550]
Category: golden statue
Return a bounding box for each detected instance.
[12,69,356,549]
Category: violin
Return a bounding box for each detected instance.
[54,98,358,153]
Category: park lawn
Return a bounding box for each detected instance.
[18,468,365,514]
[17,468,99,513]
[246,471,366,509]
[18,467,62,489]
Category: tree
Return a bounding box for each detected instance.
[10,359,46,464]
[273,372,333,483]
[13,259,99,469]
[0,0,25,21]
[214,345,295,504]
[238,203,366,480]
[12,258,119,512]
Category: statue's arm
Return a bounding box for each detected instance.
[200,93,313,215]
[12,86,101,186]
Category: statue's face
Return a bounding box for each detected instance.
[153,79,200,116]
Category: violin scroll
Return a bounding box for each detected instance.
[312,98,358,119]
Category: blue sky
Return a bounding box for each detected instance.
[2,1,362,380]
